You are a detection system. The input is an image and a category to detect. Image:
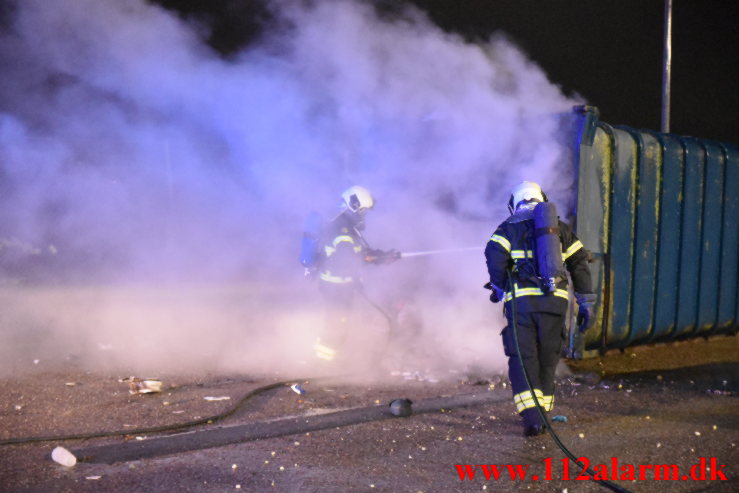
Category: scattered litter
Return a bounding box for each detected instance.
[645,416,651,420]
[135,436,146,441]
[172,410,185,414]
[232,464,238,470]
[656,443,661,448]
[707,389,733,396]
[713,425,718,430]
[290,384,306,395]
[204,396,231,402]
[694,431,701,436]
[389,399,413,417]
[119,377,162,394]
[578,433,585,439]
[86,476,102,480]
[33,359,40,365]
[235,485,241,489]
[551,415,568,423]
[65,382,77,387]
[14,405,22,411]
[51,446,77,467]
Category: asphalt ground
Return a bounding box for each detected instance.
[0,335,737,493]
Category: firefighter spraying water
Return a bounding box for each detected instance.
[300,187,482,365]
[301,186,401,363]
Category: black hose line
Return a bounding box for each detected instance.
[506,270,630,493]
[73,391,508,463]
[0,380,291,446]
[356,287,399,355]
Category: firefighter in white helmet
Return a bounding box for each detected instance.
[485,181,596,437]
[313,186,400,363]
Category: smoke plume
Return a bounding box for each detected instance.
[0,0,580,379]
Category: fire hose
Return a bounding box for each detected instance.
[0,380,293,446]
[506,269,631,493]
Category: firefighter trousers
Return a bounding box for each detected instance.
[501,309,566,426]
[317,282,355,357]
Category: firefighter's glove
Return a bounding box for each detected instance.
[575,293,597,333]
[365,248,401,264]
[484,282,505,304]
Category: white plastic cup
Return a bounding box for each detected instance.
[51,446,77,467]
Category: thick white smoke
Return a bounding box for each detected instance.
[0,0,580,379]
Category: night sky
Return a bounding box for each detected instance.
[154,0,739,145]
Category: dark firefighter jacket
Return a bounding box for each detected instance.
[485,207,593,315]
[318,213,366,285]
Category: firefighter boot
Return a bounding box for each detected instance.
[521,408,547,437]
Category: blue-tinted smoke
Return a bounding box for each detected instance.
[0,0,580,375]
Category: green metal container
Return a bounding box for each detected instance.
[567,106,738,358]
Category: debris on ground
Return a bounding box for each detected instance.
[204,396,231,401]
[290,384,306,395]
[119,377,163,394]
[551,415,568,423]
[707,389,733,396]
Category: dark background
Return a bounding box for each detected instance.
[152,0,739,145]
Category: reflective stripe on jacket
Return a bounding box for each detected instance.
[485,208,593,314]
[319,214,365,284]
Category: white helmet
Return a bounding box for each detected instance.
[341,185,375,213]
[508,181,546,213]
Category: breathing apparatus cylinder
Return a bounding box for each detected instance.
[299,211,323,269]
[533,202,564,294]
